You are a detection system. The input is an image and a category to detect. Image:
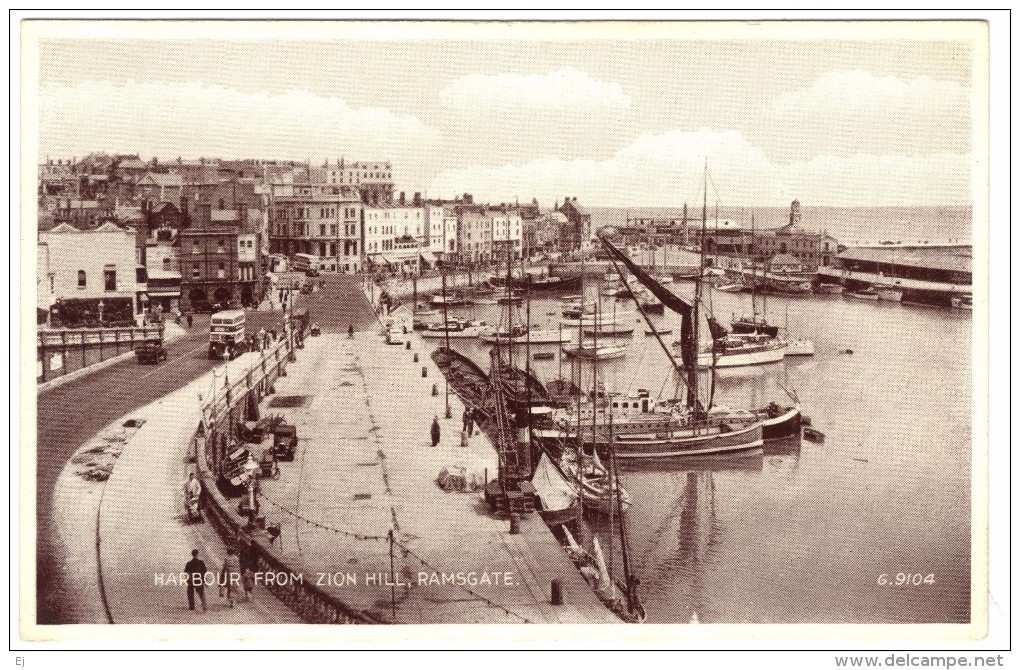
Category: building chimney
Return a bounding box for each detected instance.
[413,192,421,207]
[180,195,190,228]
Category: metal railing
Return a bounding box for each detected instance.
[37,325,165,383]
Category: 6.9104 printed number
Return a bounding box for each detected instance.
[878,573,935,586]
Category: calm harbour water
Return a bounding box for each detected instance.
[431,282,972,624]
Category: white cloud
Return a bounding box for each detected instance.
[429,128,970,207]
[38,80,438,167]
[761,71,971,158]
[438,67,630,111]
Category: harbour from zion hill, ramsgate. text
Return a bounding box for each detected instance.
[153,571,519,588]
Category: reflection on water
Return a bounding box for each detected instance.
[428,284,971,624]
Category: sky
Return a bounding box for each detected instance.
[31,22,982,207]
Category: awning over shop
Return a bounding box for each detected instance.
[420,250,438,265]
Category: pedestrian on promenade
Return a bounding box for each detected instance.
[184,472,202,516]
[185,549,208,612]
[348,323,354,339]
[431,416,441,447]
[220,548,241,608]
[186,311,193,328]
[465,407,475,437]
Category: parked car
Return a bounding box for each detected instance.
[135,341,168,364]
[386,328,406,345]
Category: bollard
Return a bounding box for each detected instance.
[413,353,419,362]
[422,366,427,378]
[509,513,520,535]
[432,384,438,396]
[550,579,563,605]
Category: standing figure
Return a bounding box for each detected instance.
[430,416,441,447]
[185,549,208,612]
[220,548,241,608]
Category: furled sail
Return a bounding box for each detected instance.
[531,453,579,513]
[600,236,700,408]
[706,315,728,340]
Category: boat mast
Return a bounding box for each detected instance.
[441,268,451,418]
[606,404,614,595]
[610,415,637,616]
[524,251,534,453]
[750,212,757,317]
[575,242,585,516]
[693,160,707,411]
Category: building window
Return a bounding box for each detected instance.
[163,257,171,270]
[104,266,116,291]
[217,239,225,253]
[218,199,225,209]
[193,266,200,279]
[218,262,226,279]
[77,270,86,288]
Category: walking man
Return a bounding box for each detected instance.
[220,548,241,608]
[348,323,354,339]
[186,311,193,328]
[185,549,208,612]
[465,407,474,437]
[431,416,441,447]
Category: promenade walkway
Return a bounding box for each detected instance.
[35,308,294,626]
[250,321,618,624]
[95,347,302,623]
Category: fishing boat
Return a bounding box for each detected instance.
[514,274,582,293]
[586,166,798,459]
[731,313,780,338]
[595,277,628,295]
[846,287,880,301]
[561,310,635,328]
[951,293,973,310]
[876,284,904,302]
[783,336,816,357]
[432,347,491,413]
[479,324,572,344]
[583,321,634,337]
[692,332,787,368]
[561,297,595,319]
[714,282,748,293]
[815,283,843,294]
[542,387,797,446]
[624,280,665,314]
[497,291,524,306]
[419,319,488,338]
[561,343,628,360]
[580,466,631,514]
[430,291,468,307]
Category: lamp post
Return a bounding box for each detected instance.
[97,300,104,324]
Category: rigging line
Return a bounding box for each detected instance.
[392,538,534,623]
[255,489,388,541]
